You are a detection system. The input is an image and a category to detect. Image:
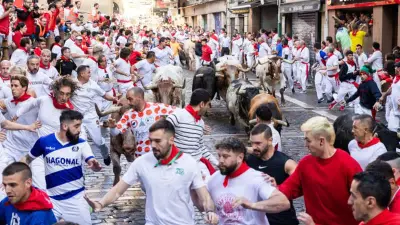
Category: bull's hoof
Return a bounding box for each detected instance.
[281,101,286,107]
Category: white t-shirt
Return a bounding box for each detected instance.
[27,71,52,97]
[0,84,11,99]
[390,79,400,116]
[64,38,74,49]
[367,50,383,71]
[135,59,155,86]
[52,45,62,60]
[82,57,99,82]
[151,46,173,67]
[97,66,114,92]
[10,49,29,68]
[207,168,275,225]
[114,58,131,82]
[348,139,387,170]
[3,97,39,156]
[71,79,105,120]
[71,24,84,33]
[116,36,128,47]
[356,52,368,69]
[282,46,292,67]
[326,55,339,76]
[258,43,271,58]
[39,66,59,80]
[122,152,204,225]
[69,43,86,67]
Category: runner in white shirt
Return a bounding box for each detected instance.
[151,37,173,67]
[0,76,43,191]
[71,65,117,165]
[356,44,368,76]
[71,21,84,33]
[219,33,230,57]
[86,119,218,225]
[51,37,63,60]
[21,110,101,225]
[64,31,79,49]
[324,47,340,103]
[113,48,135,94]
[258,38,272,58]
[70,36,87,68]
[232,34,243,63]
[132,51,156,88]
[282,39,294,93]
[313,43,327,102]
[367,42,384,92]
[296,41,310,93]
[116,30,131,47]
[349,114,387,170]
[208,137,290,225]
[26,55,52,97]
[10,37,31,68]
[0,60,11,87]
[39,49,59,80]
[82,45,103,82]
[96,55,115,126]
[292,42,300,86]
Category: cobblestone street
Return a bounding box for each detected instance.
[84,69,356,224]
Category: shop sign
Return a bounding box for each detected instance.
[231,8,250,14]
[328,0,395,5]
[280,1,320,13]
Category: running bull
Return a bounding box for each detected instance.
[248,93,289,134]
[192,66,217,100]
[226,79,260,131]
[95,98,136,186]
[144,64,186,107]
[334,114,400,153]
[253,55,286,105]
[215,58,251,101]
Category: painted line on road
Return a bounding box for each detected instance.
[276,93,338,121]
[85,187,141,193]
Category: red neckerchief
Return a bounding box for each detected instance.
[396,59,400,63]
[122,57,130,64]
[98,65,107,73]
[7,187,53,211]
[75,41,85,51]
[88,56,97,63]
[362,76,374,83]
[185,105,201,122]
[327,53,334,59]
[49,93,74,110]
[18,47,28,54]
[11,92,31,105]
[223,162,250,187]
[40,61,50,69]
[283,45,289,48]
[351,30,358,36]
[60,55,71,62]
[357,137,380,149]
[159,145,183,165]
[53,43,61,47]
[347,60,356,67]
[394,75,400,84]
[1,75,10,81]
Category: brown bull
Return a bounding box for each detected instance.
[95,99,136,186]
[144,78,186,107]
[248,93,288,133]
[215,60,251,101]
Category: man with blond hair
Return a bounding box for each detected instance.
[265,116,362,225]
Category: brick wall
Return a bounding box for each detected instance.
[292,12,318,64]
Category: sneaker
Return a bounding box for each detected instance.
[339,105,345,111]
[104,156,111,166]
[327,98,334,103]
[299,90,307,94]
[328,101,337,110]
[291,88,295,94]
[317,97,325,104]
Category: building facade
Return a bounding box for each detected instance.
[327,0,400,54]
[179,0,227,33]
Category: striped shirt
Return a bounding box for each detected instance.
[167,108,218,165]
[29,133,94,200]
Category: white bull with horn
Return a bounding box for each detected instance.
[252,55,287,105]
[215,59,251,101]
[143,64,186,108]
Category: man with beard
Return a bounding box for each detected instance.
[151,37,173,67]
[85,119,218,225]
[207,137,290,224]
[21,110,101,225]
[26,55,52,97]
[71,65,117,165]
[167,89,217,181]
[16,0,40,39]
[39,49,59,80]
[109,87,175,158]
[247,124,298,225]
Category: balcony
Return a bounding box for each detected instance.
[183,0,223,7]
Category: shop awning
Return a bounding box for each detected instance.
[280,0,320,14]
[229,0,276,14]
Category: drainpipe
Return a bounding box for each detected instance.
[324,0,328,40]
[277,0,281,36]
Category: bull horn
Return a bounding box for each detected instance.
[238,89,246,94]
[272,118,289,127]
[249,119,257,125]
[173,79,186,89]
[95,103,121,117]
[237,64,251,72]
[144,84,157,90]
[215,73,225,77]
[195,73,204,77]
[397,132,400,139]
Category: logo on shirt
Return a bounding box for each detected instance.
[258,165,268,169]
[176,168,184,175]
[10,212,20,225]
[46,157,80,166]
[72,146,79,152]
[215,193,244,222]
[45,146,56,150]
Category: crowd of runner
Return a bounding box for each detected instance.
[0,0,399,224]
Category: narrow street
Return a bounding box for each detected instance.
[85,69,364,224]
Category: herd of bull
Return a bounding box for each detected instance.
[94,56,400,184]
